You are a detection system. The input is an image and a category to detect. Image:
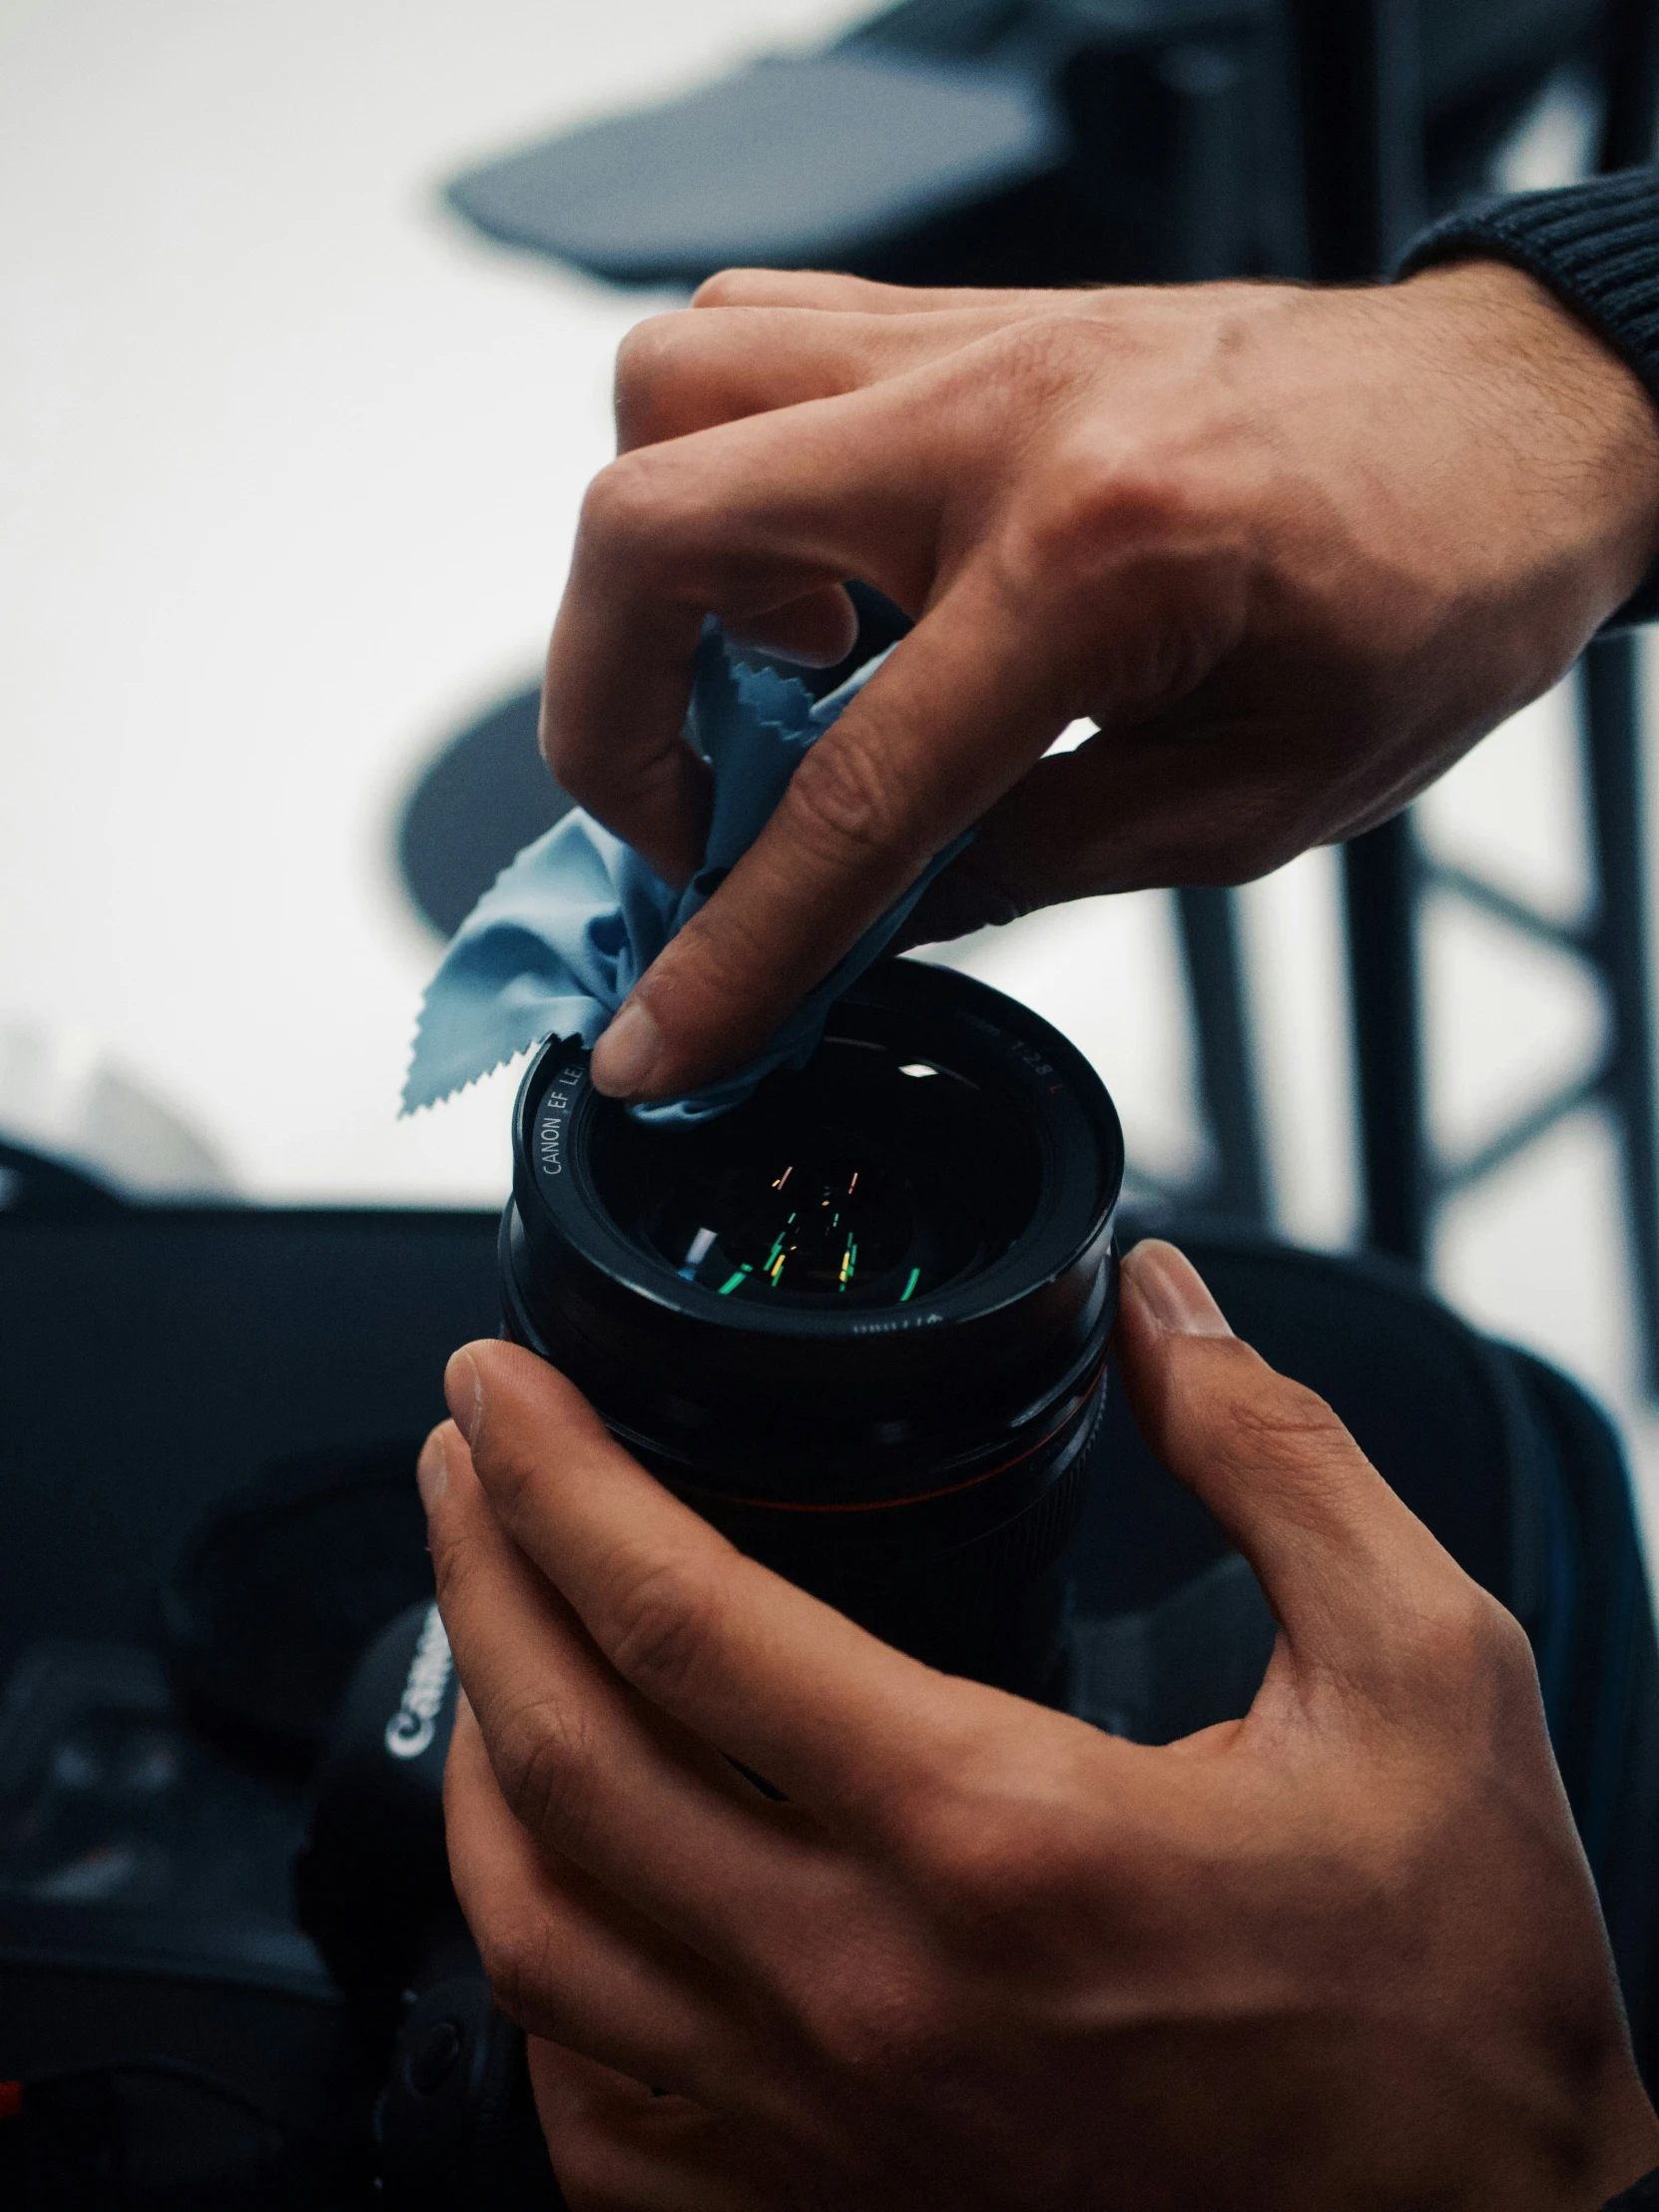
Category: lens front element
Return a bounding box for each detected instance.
[592,1035,1041,1310]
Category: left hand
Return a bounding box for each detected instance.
[540,265,1659,1105]
[419,1241,1659,2210]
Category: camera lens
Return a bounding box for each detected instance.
[500,961,1124,1701]
[595,1026,1041,1309]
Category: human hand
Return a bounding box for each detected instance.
[538,262,1659,1103]
[419,1240,1659,2210]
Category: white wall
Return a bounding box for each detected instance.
[5,4,1659,1534]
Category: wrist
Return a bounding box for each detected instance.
[1396,258,1659,623]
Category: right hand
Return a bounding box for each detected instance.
[536,261,1659,1105]
[423,1242,1659,2210]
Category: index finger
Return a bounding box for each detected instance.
[591,579,1070,1100]
[691,268,1062,314]
[442,1339,1018,1827]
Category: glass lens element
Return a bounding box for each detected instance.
[671,1147,913,1297]
[589,1035,1043,1309]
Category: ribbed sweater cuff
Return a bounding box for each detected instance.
[1398,165,1659,628]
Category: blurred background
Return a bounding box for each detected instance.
[1,0,1655,1517]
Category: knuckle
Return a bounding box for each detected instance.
[1185,1356,1388,1526]
[575,450,666,563]
[604,1552,722,1703]
[1212,1363,1363,1468]
[1006,456,1244,702]
[468,1413,544,1525]
[1197,1352,1358,1479]
[1411,1578,1533,1694]
[979,312,1109,420]
[793,1957,950,2089]
[690,266,766,308]
[613,312,693,447]
[900,1754,1108,1928]
[652,905,774,1049]
[908,1778,1029,1887]
[1044,461,1172,562]
[1011,437,1200,582]
[491,1689,597,1845]
[784,732,921,873]
[1481,1597,1537,1682]
[535,702,600,801]
[475,1914,551,2032]
[427,1510,489,1617]
[925,1813,1059,1923]
[1229,1370,1353,1460]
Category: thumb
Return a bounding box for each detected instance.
[1115,1241,1468,1685]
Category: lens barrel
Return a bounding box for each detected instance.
[500,961,1123,1700]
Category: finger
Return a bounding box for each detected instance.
[616,301,1020,451]
[528,2043,781,2212]
[723,582,859,667]
[952,736,1267,909]
[958,699,1348,905]
[444,1698,750,2098]
[542,378,950,883]
[442,1340,1001,1831]
[538,605,713,888]
[885,850,1025,952]
[891,679,1363,927]
[1113,1242,1472,1683]
[590,578,1070,1100]
[691,266,1061,314]
[422,1421,804,1949]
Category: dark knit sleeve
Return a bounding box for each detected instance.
[1397,165,1659,628]
[1603,2168,1659,2208]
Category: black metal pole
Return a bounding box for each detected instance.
[1154,27,1274,1226]
[1175,883,1272,1221]
[1286,0,1424,278]
[1600,0,1659,175]
[1592,0,1659,1388]
[1287,0,1430,1261]
[1341,818,1428,1262]
[1584,637,1659,1394]
[1587,0,1659,1390]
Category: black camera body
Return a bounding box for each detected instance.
[296,1601,560,2211]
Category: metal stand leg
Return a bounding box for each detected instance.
[1289,0,1659,1381]
[1130,35,1272,1231]
[1286,0,1425,276]
[1583,635,1659,1394]
[1175,884,1271,1222]
[1342,818,1427,1263]
[1288,0,1431,1270]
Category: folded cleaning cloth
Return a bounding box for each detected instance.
[402,624,970,1125]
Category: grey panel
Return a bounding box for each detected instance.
[447,51,1066,281]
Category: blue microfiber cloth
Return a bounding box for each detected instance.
[402,624,969,1125]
